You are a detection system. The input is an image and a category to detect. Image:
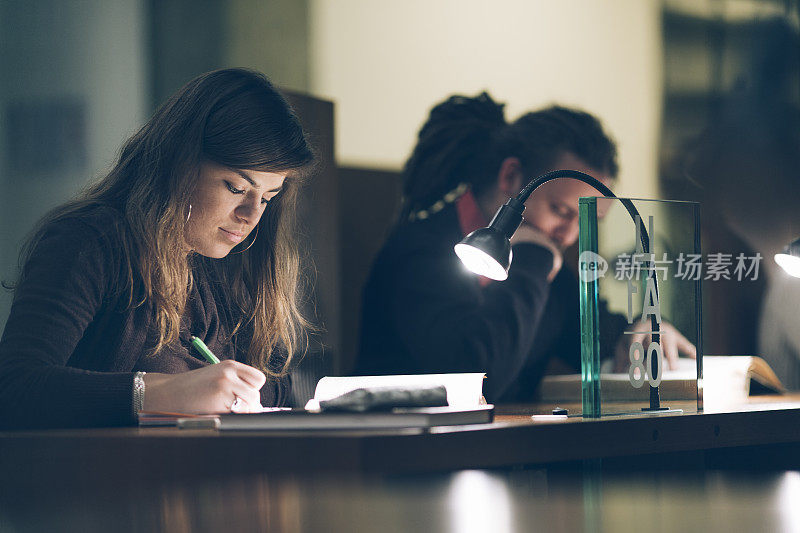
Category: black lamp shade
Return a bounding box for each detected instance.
[454,227,512,281]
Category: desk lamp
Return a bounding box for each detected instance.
[775,237,800,278]
[454,169,668,411]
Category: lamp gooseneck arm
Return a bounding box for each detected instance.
[514,169,663,409]
[515,170,651,254]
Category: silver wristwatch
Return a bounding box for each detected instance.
[133,371,146,417]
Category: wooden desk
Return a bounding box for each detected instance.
[3,397,800,532]
[3,396,800,485]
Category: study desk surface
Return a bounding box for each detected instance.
[3,395,800,481]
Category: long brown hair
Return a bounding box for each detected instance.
[13,68,314,377]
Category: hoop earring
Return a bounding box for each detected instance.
[232,225,258,254]
[186,204,192,223]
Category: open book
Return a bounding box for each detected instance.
[538,356,786,402]
[304,373,487,410]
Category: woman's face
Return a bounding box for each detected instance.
[522,152,613,251]
[185,162,286,258]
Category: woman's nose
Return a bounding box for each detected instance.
[235,197,261,222]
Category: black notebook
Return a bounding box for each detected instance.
[215,405,494,431]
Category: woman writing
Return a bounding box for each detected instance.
[0,68,314,428]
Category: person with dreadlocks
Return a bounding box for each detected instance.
[356,93,694,402]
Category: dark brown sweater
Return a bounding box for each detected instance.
[0,207,290,429]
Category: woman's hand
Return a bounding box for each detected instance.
[613,320,697,373]
[142,360,266,414]
[510,223,563,282]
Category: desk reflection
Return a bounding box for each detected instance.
[2,469,799,532]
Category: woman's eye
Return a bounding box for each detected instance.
[225,182,245,194]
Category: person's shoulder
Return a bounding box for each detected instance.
[379,207,461,259]
[63,204,123,233]
[31,204,127,270]
[18,205,128,294]
[40,205,124,242]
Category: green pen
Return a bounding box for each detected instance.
[190,335,220,364]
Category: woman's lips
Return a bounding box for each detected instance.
[220,228,244,243]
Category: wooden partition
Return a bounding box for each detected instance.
[281,91,405,387]
[282,91,339,401]
[337,166,403,374]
